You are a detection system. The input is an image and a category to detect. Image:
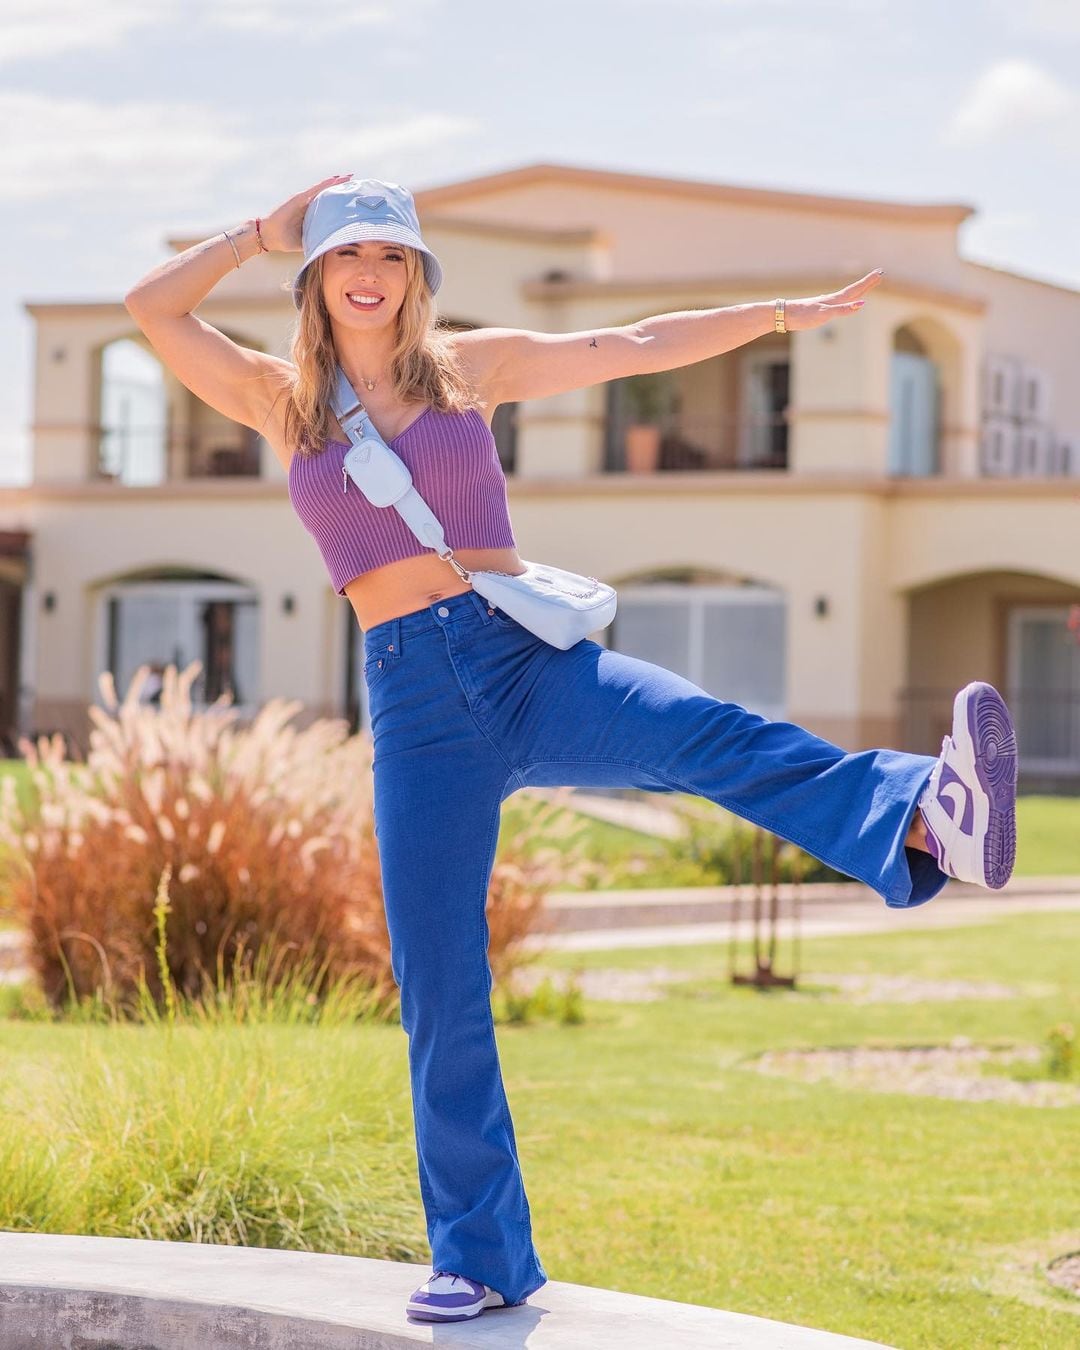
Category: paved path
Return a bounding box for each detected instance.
[4,881,1078,968]
[523,878,1080,952]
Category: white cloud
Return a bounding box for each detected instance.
[0,92,249,204]
[0,0,161,62]
[284,112,482,175]
[0,0,426,64]
[0,89,483,220]
[625,0,886,8]
[207,0,395,35]
[943,59,1078,149]
[991,0,1080,40]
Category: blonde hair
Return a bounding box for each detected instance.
[273,245,483,458]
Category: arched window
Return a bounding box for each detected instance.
[99,339,167,485]
[95,570,259,712]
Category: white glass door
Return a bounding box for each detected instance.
[1007,606,1080,775]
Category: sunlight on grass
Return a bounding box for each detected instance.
[0,911,1075,1347]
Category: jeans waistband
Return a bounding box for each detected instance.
[362,587,495,652]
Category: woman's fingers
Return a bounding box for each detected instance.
[840,270,884,298]
[302,173,351,200]
[805,272,883,315]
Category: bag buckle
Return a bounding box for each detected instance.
[439,548,472,582]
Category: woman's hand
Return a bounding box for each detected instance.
[782,270,884,331]
[259,173,353,253]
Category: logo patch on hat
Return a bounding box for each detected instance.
[348,195,386,211]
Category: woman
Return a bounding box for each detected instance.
[125,173,1018,1324]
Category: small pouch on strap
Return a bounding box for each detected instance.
[342,437,413,507]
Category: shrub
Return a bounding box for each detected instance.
[661,797,848,886]
[487,789,598,988]
[0,661,388,1015]
[623,371,676,423]
[1045,1022,1076,1080]
[0,662,582,1019]
[0,1019,426,1257]
[492,970,587,1027]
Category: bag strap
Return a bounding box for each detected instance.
[330,363,472,581]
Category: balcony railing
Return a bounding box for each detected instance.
[900,687,1080,780]
[603,414,789,473]
[96,426,261,483]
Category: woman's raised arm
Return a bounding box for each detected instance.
[122,174,350,451]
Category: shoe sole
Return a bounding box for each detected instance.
[963,682,1017,889]
[406,1291,514,1322]
[407,1306,483,1321]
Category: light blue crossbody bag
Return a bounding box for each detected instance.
[330,365,617,650]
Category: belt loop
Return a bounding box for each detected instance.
[390,615,402,654]
[466,589,494,624]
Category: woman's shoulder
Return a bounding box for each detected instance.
[443,329,501,409]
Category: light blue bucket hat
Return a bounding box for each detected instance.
[291,176,443,309]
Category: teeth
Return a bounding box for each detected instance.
[348,294,382,305]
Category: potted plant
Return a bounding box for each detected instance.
[623,371,675,473]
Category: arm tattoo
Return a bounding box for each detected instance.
[588,337,598,348]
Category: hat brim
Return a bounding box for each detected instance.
[291,222,442,308]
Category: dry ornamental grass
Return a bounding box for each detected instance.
[0,661,585,1018]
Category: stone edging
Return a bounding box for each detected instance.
[0,1232,897,1348]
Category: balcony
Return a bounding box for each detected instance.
[95,424,262,484]
[603,413,789,474]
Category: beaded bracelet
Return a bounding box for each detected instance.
[774,299,787,334]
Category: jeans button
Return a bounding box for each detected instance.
[437,606,449,617]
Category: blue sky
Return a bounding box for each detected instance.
[2,0,1078,482]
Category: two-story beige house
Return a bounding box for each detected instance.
[10,162,1080,786]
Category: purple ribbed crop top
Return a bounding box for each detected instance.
[287,404,517,596]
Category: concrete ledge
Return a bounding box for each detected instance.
[0,1233,896,1348]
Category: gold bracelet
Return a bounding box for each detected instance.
[774,299,786,334]
[222,228,242,269]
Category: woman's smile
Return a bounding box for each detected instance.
[346,291,385,311]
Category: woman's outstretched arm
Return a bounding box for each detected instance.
[632,269,884,370]
[453,270,885,406]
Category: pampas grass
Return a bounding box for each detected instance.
[0,660,588,1019]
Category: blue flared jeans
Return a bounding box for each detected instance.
[361,588,948,1305]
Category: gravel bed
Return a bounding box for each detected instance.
[1046,1251,1080,1296]
[507,963,694,1002]
[507,965,1042,1006]
[751,1040,1080,1107]
[798,972,1037,1003]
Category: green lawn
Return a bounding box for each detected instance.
[515,912,1080,1346]
[1013,795,1080,877]
[0,911,1077,1347]
[502,792,1080,889]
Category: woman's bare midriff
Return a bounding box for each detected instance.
[269,391,527,632]
[342,548,528,630]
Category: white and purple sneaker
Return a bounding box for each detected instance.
[917,681,1017,890]
[406,1268,512,1322]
